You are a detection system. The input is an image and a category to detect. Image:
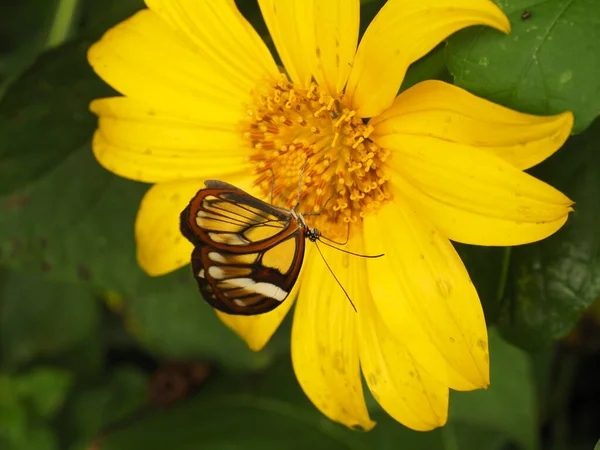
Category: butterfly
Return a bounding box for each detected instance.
[179,180,321,315]
[180,180,384,316]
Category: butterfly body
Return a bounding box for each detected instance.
[180,180,317,315]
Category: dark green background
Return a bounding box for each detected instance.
[1,0,599,449]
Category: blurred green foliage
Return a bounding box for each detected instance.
[447,0,600,134]
[1,0,599,449]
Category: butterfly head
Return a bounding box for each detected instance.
[306,226,321,242]
[297,212,321,242]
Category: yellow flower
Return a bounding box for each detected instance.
[88,0,573,431]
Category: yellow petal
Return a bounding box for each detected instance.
[345,0,510,118]
[364,198,490,390]
[377,136,573,246]
[391,172,569,247]
[216,275,298,352]
[258,0,359,92]
[135,175,256,276]
[88,7,277,124]
[298,0,360,96]
[291,239,374,430]
[135,179,199,276]
[91,98,251,184]
[371,80,574,170]
[145,0,279,89]
[358,281,449,431]
[258,0,313,86]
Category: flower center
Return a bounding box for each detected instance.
[243,75,390,237]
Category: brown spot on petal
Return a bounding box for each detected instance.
[436,278,453,298]
[367,373,378,387]
[332,351,345,373]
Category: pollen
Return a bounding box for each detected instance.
[243,74,391,237]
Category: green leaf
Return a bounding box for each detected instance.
[450,424,511,450]
[100,359,448,450]
[52,331,105,379]
[0,373,59,449]
[0,375,27,445]
[0,39,114,194]
[106,367,148,419]
[454,245,509,325]
[128,271,275,370]
[14,367,73,419]
[93,355,534,450]
[237,0,270,41]
[446,0,600,134]
[97,358,529,450]
[594,439,600,450]
[400,46,452,93]
[0,0,61,96]
[104,395,360,450]
[10,423,58,450]
[0,145,145,289]
[68,366,147,441]
[449,328,537,450]
[80,0,144,39]
[0,271,99,368]
[499,118,600,348]
[0,147,267,369]
[359,0,386,36]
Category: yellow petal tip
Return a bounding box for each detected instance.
[562,110,575,123]
[559,110,575,136]
[348,419,377,432]
[87,34,113,72]
[89,98,104,115]
[484,1,511,35]
[498,17,511,34]
[480,378,491,390]
[414,413,448,432]
[553,110,575,138]
[244,333,269,352]
[136,250,187,277]
[86,41,97,65]
[467,373,490,391]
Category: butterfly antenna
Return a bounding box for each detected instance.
[317,238,384,259]
[314,241,357,312]
[267,167,276,205]
[319,222,350,246]
[294,157,310,209]
[302,189,342,218]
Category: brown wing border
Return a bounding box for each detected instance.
[180,186,297,253]
[189,228,306,315]
[181,183,307,315]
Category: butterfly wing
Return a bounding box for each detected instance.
[180,182,306,315]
